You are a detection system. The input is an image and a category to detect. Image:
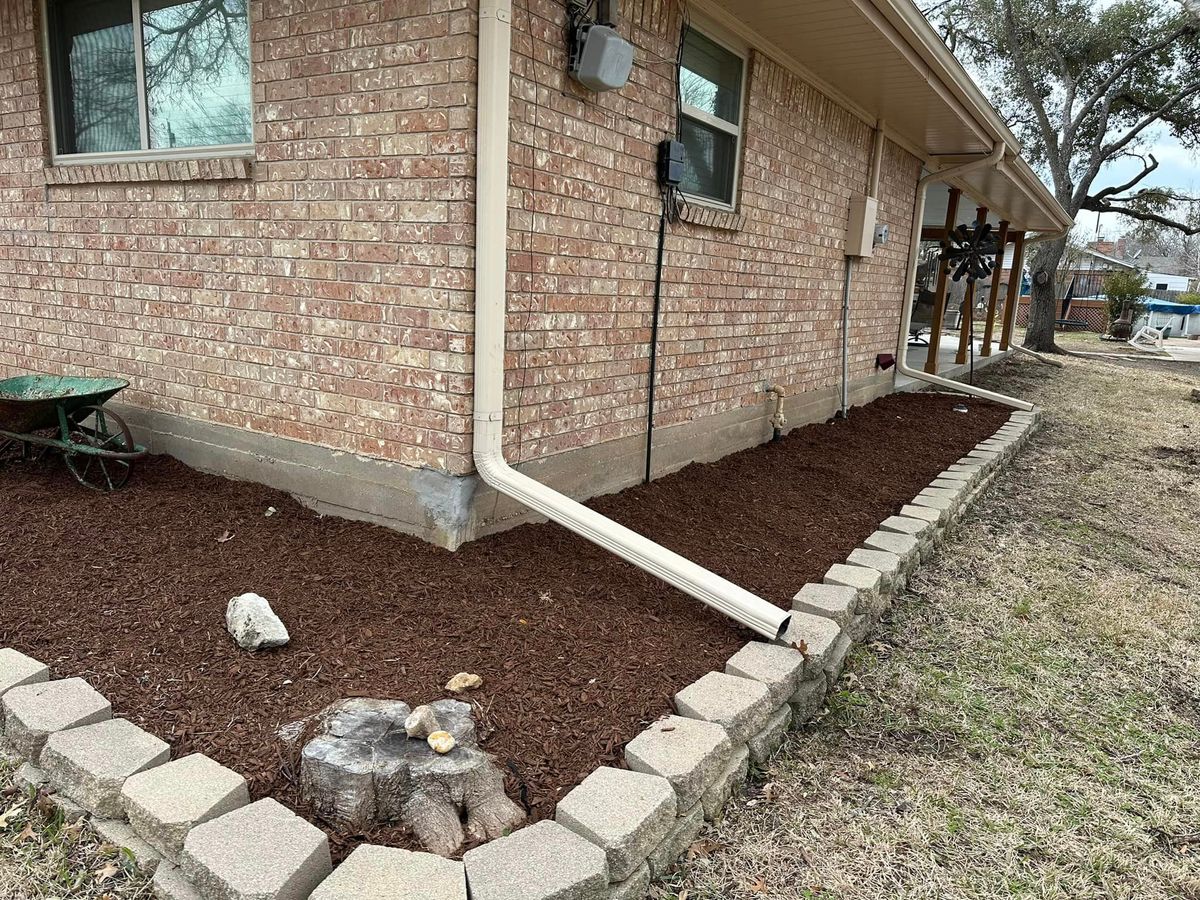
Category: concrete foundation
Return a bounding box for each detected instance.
[116,372,894,550]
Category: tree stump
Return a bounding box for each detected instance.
[299,698,525,857]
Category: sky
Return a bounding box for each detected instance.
[1076,130,1198,241]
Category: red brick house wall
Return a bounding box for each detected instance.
[0,0,919,540]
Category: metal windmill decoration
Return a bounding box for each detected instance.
[940,220,999,284]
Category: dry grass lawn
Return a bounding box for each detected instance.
[657,354,1200,899]
[0,761,150,898]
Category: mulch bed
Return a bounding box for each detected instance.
[0,390,1008,859]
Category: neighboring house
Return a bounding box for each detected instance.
[1073,247,1189,294]
[0,0,1069,550]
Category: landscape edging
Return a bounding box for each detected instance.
[0,408,1039,900]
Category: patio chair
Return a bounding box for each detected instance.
[909,288,935,345]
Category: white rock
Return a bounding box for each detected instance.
[444,672,482,693]
[225,594,290,651]
[405,705,442,739]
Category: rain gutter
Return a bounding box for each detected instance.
[471,0,790,641]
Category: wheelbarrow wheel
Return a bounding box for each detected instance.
[64,405,135,492]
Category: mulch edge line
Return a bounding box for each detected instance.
[0,409,1041,897]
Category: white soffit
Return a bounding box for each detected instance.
[700,0,1072,232]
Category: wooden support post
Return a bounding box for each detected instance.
[955,205,988,364]
[923,187,961,375]
[999,231,1026,351]
[980,220,1010,357]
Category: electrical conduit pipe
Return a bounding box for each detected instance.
[895,143,1036,411]
[472,0,790,641]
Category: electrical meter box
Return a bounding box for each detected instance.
[569,24,635,92]
[845,194,878,258]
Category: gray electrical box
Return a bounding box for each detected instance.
[570,24,635,92]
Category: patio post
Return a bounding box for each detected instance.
[999,231,1026,350]
[955,205,989,364]
[923,186,961,374]
[980,220,1010,356]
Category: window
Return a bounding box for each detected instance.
[45,0,252,159]
[677,27,745,207]
[1155,282,1169,290]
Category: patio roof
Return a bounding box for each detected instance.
[695,0,1074,233]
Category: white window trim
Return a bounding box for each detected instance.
[39,0,255,166]
[678,19,749,214]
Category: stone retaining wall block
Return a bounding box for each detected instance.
[464,819,608,900]
[862,530,919,570]
[555,766,676,882]
[92,817,164,875]
[623,715,731,811]
[121,753,251,862]
[41,718,170,817]
[646,803,703,878]
[153,864,203,900]
[790,583,857,627]
[747,705,792,765]
[700,743,749,821]
[788,677,828,724]
[774,612,843,678]
[0,649,49,702]
[724,642,805,705]
[845,548,903,593]
[1,678,112,761]
[823,634,854,689]
[823,563,882,608]
[181,798,332,900]
[308,845,466,900]
[674,672,773,745]
[607,862,650,900]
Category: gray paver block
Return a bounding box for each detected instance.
[154,864,203,900]
[823,562,881,596]
[92,817,164,874]
[879,515,933,547]
[724,641,805,706]
[775,611,843,678]
[912,491,955,513]
[789,677,827,723]
[862,530,919,569]
[556,766,676,882]
[1,678,112,761]
[181,798,332,900]
[700,743,749,822]
[846,612,874,642]
[464,819,608,900]
[646,803,703,878]
[624,715,731,811]
[14,762,48,791]
[308,844,466,900]
[41,718,170,817]
[122,753,250,862]
[791,583,856,627]
[747,705,792,765]
[607,861,650,900]
[846,548,903,592]
[674,672,773,745]
[824,634,854,689]
[899,503,944,526]
[0,649,49,702]
[929,477,966,491]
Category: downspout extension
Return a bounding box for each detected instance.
[472,0,790,641]
[896,143,1036,411]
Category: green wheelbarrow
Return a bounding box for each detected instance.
[0,374,148,491]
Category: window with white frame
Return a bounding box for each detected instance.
[677,26,745,207]
[44,0,252,159]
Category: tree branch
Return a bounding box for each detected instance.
[1091,154,1160,202]
[1070,22,1199,136]
[1081,196,1200,235]
[1001,0,1060,170]
[1101,79,1200,159]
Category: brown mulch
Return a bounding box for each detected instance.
[0,390,1008,859]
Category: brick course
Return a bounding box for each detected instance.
[0,0,918,507]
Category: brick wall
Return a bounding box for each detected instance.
[0,0,919,485]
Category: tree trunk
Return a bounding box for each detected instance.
[1023,238,1068,353]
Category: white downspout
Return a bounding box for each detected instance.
[895,143,1037,410]
[472,0,790,641]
